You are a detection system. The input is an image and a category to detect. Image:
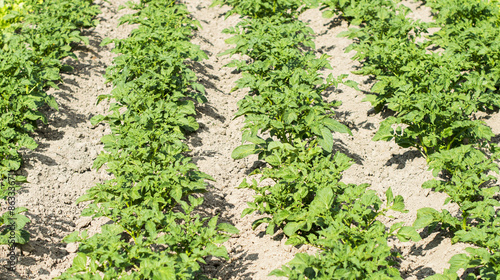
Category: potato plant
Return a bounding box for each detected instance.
[58,1,238,279]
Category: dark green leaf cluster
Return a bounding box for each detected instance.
[223,15,351,155]
[61,197,237,280]
[320,0,500,278]
[58,1,238,279]
[328,0,499,157]
[0,0,100,245]
[269,185,418,279]
[218,1,419,278]
[413,144,500,279]
[321,0,400,26]
[212,0,318,18]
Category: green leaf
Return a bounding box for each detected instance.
[231,144,258,159]
[319,127,334,152]
[323,118,352,135]
[386,187,394,206]
[46,96,59,110]
[265,223,276,235]
[170,187,182,203]
[241,207,255,218]
[63,231,82,243]
[269,268,289,277]
[389,222,405,234]
[425,271,459,280]
[265,155,280,166]
[413,207,440,229]
[72,253,87,271]
[283,221,306,237]
[362,94,378,107]
[18,135,38,150]
[390,195,407,213]
[90,114,106,126]
[397,226,421,242]
[153,267,176,280]
[14,176,27,183]
[310,187,334,213]
[218,223,239,235]
[251,217,271,230]
[373,118,395,142]
[448,253,470,272]
[322,9,335,19]
[100,37,114,46]
[342,79,360,91]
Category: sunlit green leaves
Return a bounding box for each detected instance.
[59,1,238,279]
[224,15,351,154]
[331,0,499,160]
[220,0,413,278]
[212,0,315,18]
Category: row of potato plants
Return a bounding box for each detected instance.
[320,0,500,278]
[57,0,238,279]
[212,0,422,278]
[0,0,100,246]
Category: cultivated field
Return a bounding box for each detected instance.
[1,0,499,279]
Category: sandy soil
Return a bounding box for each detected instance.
[0,0,499,279]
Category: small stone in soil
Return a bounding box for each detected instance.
[66,243,79,253]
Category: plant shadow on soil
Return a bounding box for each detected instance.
[0,270,23,279]
[203,252,258,280]
[397,226,459,279]
[65,27,108,77]
[198,188,257,279]
[196,103,227,125]
[492,134,500,144]
[317,44,336,54]
[33,29,109,141]
[26,66,102,168]
[316,15,344,36]
[384,150,423,169]
[187,51,258,278]
[334,138,365,165]
[401,266,436,280]
[243,161,266,175]
[187,111,227,150]
[191,60,226,95]
[2,212,78,279]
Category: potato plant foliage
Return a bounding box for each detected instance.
[58,1,238,279]
[214,0,421,278]
[2,0,499,278]
[0,0,99,245]
[0,0,26,29]
[321,0,500,278]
